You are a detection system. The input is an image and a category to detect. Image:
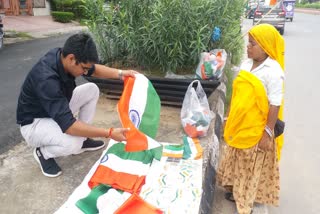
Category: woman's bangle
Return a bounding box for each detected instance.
[107,127,114,138]
[264,125,273,139]
[118,69,123,80]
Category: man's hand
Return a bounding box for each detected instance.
[257,131,273,152]
[93,65,139,80]
[109,127,130,142]
[119,69,138,80]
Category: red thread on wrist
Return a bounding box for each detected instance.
[108,127,114,138]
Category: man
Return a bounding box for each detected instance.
[16,33,136,178]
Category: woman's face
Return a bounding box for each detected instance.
[247,34,268,61]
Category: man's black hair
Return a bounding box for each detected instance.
[62,33,99,64]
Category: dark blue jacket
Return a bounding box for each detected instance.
[16,48,94,132]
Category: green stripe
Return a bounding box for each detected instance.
[164,144,184,151]
[76,184,112,214]
[107,143,162,163]
[182,136,192,159]
[151,145,163,161]
[139,81,161,138]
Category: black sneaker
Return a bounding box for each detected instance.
[33,148,62,178]
[80,138,105,152]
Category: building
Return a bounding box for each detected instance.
[0,0,51,16]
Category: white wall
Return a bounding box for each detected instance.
[33,0,51,16]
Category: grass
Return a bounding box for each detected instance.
[296,2,320,9]
[4,30,33,39]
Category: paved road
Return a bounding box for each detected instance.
[268,12,320,214]
[0,34,71,154]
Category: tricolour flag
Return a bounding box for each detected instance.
[182,136,203,160]
[162,143,184,158]
[114,193,163,214]
[118,74,161,152]
[76,74,163,213]
[88,142,162,191]
[77,140,163,213]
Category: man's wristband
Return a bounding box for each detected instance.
[118,69,123,80]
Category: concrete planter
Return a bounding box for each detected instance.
[84,76,221,107]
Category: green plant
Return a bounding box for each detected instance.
[5,30,33,39]
[50,0,86,19]
[71,0,86,19]
[52,11,74,23]
[83,0,244,74]
[296,2,320,9]
[223,64,234,114]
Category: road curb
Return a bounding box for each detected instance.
[199,75,226,213]
[295,8,320,15]
[3,26,88,45]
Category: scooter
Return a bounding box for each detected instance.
[0,13,4,50]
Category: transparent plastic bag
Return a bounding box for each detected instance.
[195,49,227,80]
[181,80,213,138]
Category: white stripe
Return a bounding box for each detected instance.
[162,145,184,155]
[129,74,148,128]
[99,154,151,176]
[186,137,199,158]
[146,135,162,150]
[162,149,183,155]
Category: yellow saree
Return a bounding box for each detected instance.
[224,70,269,149]
[249,24,285,160]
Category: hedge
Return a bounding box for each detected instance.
[83,0,244,75]
[52,11,74,23]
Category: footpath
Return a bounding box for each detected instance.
[2,15,87,44]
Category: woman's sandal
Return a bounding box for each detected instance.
[224,192,235,203]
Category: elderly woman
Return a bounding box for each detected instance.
[217,24,285,214]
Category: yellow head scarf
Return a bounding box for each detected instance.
[249,24,285,70]
[249,24,285,160]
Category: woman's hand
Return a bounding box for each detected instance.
[257,131,273,152]
[108,127,130,142]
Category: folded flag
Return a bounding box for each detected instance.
[114,193,163,214]
[118,74,161,152]
[77,140,163,214]
[182,136,203,160]
[162,143,184,158]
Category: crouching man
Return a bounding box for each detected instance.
[16,33,136,177]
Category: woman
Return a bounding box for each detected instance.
[217,24,285,214]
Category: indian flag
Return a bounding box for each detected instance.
[76,141,163,213]
[76,74,163,213]
[182,136,203,160]
[162,143,184,158]
[88,142,162,191]
[117,74,161,152]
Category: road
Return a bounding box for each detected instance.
[0,34,72,154]
[268,12,320,214]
